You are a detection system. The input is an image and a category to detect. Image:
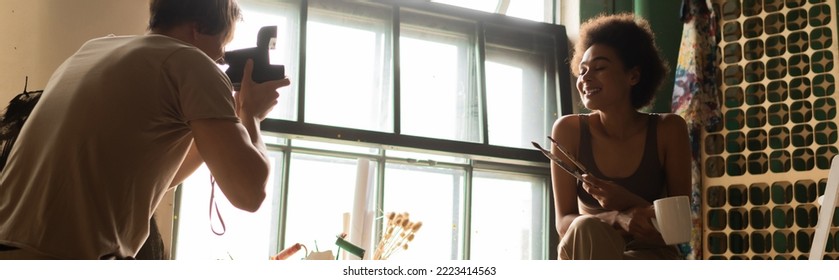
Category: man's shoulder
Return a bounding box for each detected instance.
[118,35,214,67]
[80,34,193,55]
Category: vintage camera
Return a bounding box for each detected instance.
[222,25,285,90]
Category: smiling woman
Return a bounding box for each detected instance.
[550,13,692,260]
[570,13,667,111]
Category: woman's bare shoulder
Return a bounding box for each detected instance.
[655,113,688,133]
[551,114,587,149]
[552,114,585,135]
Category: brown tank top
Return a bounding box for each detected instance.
[576,114,666,212]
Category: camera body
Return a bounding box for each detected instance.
[223,25,285,90]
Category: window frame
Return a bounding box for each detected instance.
[261,0,573,260]
[263,0,573,164]
[173,0,573,260]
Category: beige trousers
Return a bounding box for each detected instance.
[558,215,680,260]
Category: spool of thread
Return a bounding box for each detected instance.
[271,243,303,260]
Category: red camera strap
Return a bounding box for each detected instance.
[209,175,226,236]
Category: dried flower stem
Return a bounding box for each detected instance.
[373,212,422,260]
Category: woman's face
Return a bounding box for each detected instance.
[575,44,639,111]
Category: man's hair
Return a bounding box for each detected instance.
[148,0,241,36]
[570,13,668,109]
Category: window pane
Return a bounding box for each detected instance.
[399,11,480,142]
[382,162,465,260]
[506,0,551,23]
[231,1,300,121]
[283,153,378,258]
[304,1,393,132]
[485,30,556,148]
[173,151,284,260]
[470,171,547,260]
[431,0,552,23]
[431,0,499,13]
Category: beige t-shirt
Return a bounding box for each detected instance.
[0,34,238,259]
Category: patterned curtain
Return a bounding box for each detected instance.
[671,0,723,260]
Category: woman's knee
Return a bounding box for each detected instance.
[568,215,608,233]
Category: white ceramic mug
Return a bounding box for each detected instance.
[650,195,691,245]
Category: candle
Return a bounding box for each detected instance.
[348,158,371,260]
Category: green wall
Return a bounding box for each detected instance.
[578,0,684,113]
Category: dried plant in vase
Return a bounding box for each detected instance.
[373,212,422,260]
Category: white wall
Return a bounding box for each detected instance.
[0,0,177,259]
[0,0,148,99]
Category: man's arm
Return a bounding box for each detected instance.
[190,118,269,212]
[169,142,203,189]
[188,59,289,212]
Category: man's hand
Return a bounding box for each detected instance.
[234,59,290,120]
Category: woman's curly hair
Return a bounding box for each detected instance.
[571,13,669,109]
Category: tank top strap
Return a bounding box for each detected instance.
[578,114,595,174]
[642,114,660,166]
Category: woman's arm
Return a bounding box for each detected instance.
[614,114,692,244]
[659,114,692,198]
[551,115,583,236]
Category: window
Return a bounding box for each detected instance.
[399,11,480,142]
[304,1,393,131]
[224,0,299,121]
[173,0,571,260]
[173,151,284,260]
[485,25,559,149]
[282,153,378,256]
[470,171,548,260]
[382,161,467,260]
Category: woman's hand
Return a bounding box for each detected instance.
[617,206,663,245]
[580,174,649,211]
